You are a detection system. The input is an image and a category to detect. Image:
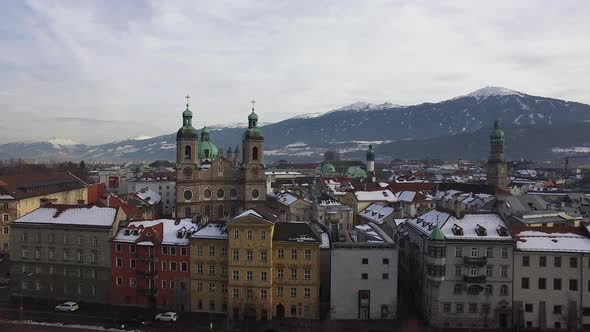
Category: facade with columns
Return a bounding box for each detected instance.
[175,99,266,220]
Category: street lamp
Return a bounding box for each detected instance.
[20,272,35,313]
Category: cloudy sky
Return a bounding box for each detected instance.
[1,0,589,145]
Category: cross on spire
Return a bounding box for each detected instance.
[251,99,256,112]
[185,94,191,108]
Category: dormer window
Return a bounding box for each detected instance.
[124,230,130,236]
[132,230,139,236]
[475,224,487,236]
[497,226,509,237]
[452,224,464,236]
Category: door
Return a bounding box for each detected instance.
[499,313,507,328]
[276,304,285,319]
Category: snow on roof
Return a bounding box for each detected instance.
[397,191,416,203]
[516,231,590,253]
[407,209,511,241]
[269,192,300,206]
[319,197,343,206]
[320,232,330,249]
[0,195,14,199]
[113,218,195,245]
[137,241,154,246]
[14,205,117,227]
[394,218,408,227]
[234,209,263,219]
[358,203,395,224]
[136,188,161,205]
[354,190,397,202]
[192,223,228,240]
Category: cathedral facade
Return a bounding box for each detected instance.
[175,101,266,220]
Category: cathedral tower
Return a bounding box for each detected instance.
[486,120,508,190]
[242,101,265,207]
[176,96,199,218]
[366,144,376,183]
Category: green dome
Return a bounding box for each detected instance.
[490,120,504,144]
[321,163,336,175]
[183,108,193,118]
[198,140,219,160]
[366,144,375,161]
[429,224,445,241]
[244,127,263,140]
[202,126,210,134]
[248,111,258,121]
[177,106,198,140]
[346,166,367,178]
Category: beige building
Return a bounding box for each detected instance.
[313,196,354,233]
[9,204,125,304]
[175,101,266,220]
[266,191,313,222]
[0,172,88,251]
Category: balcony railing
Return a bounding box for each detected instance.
[463,275,486,284]
[463,256,488,266]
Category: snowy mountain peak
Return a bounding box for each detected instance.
[130,135,153,141]
[336,101,402,112]
[45,138,82,146]
[466,86,523,101]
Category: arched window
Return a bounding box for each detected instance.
[204,149,210,158]
[217,205,224,219]
[485,285,493,295]
[252,146,258,161]
[204,205,211,218]
[185,207,192,218]
[185,145,192,160]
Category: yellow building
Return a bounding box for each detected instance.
[189,206,321,321]
[189,222,229,314]
[0,172,88,251]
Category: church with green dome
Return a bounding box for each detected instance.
[175,98,266,220]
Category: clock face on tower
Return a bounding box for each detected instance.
[183,167,193,177]
[251,166,260,178]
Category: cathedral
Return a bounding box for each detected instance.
[175,99,266,220]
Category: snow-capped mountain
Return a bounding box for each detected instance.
[1,86,590,162]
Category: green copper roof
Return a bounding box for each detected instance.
[202,126,210,134]
[244,127,263,140]
[177,106,198,140]
[490,120,504,144]
[366,144,375,161]
[429,224,445,241]
[199,140,219,160]
[248,111,258,121]
[346,166,367,178]
[321,163,336,175]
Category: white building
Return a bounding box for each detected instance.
[313,196,354,233]
[127,173,176,217]
[513,228,590,330]
[330,223,398,320]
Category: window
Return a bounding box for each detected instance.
[233,229,239,239]
[304,269,311,280]
[246,250,253,261]
[291,268,297,280]
[361,258,368,264]
[291,249,297,260]
[554,256,561,267]
[383,258,389,265]
[554,305,562,314]
[290,287,297,297]
[277,286,284,297]
[49,248,55,260]
[181,262,188,272]
[470,248,478,257]
[170,247,176,255]
[130,277,136,287]
[277,268,284,279]
[232,289,239,299]
[443,303,451,313]
[361,273,368,280]
[196,245,202,256]
[115,258,122,267]
[197,282,203,292]
[209,265,215,275]
[570,257,578,268]
[116,277,123,286]
[115,244,122,252]
[162,246,169,255]
[501,247,508,258]
[170,261,177,271]
[221,266,227,276]
[181,247,188,256]
[500,285,508,296]
[277,248,284,259]
[247,229,253,240]
[77,250,84,262]
[501,266,508,278]
[540,256,546,267]
[162,280,167,289]
[304,249,311,260]
[485,285,493,295]
[221,284,227,293]
[525,303,533,312]
[261,271,267,281]
[221,246,227,257]
[247,271,253,281]
[162,261,167,271]
[130,245,136,253]
[485,247,493,258]
[260,230,266,240]
[469,303,477,313]
[554,278,562,290]
[469,266,478,276]
[260,289,267,300]
[233,249,239,260]
[456,304,464,313]
[196,264,202,274]
[522,256,529,267]
[455,266,462,276]
[246,289,253,298]
[522,277,529,289]
[485,265,492,277]
[232,270,239,280]
[454,284,463,294]
[260,250,267,262]
[569,279,578,291]
[382,273,389,280]
[291,305,297,316]
[91,251,97,263]
[130,259,136,269]
[209,283,215,292]
[304,288,311,298]
[538,278,546,289]
[252,147,258,160]
[455,247,462,257]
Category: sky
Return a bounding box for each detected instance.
[1,0,590,145]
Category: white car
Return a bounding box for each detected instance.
[155,312,177,322]
[54,302,79,312]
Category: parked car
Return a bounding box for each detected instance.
[54,302,79,312]
[119,315,149,330]
[155,312,177,322]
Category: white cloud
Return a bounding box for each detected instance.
[1,0,589,144]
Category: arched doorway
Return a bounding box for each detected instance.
[244,306,257,320]
[276,304,285,319]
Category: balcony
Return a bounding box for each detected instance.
[463,256,488,266]
[137,269,158,277]
[463,275,486,284]
[136,254,155,261]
